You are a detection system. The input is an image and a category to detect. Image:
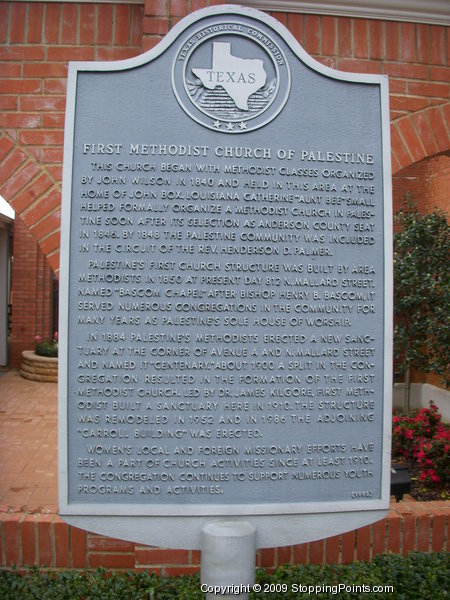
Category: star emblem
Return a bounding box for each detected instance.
[239,122,247,130]
[226,122,234,130]
[213,120,221,129]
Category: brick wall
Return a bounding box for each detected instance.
[8,215,54,367]
[0,500,448,572]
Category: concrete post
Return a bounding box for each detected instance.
[201,520,256,600]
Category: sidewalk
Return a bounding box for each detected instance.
[0,370,58,511]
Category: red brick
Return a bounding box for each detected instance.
[325,535,340,563]
[258,547,275,568]
[89,552,135,569]
[384,62,428,80]
[385,21,400,61]
[338,58,383,74]
[115,5,131,46]
[411,111,439,156]
[337,17,352,58]
[54,520,69,568]
[70,526,87,568]
[9,3,27,44]
[61,3,78,45]
[341,531,355,563]
[143,17,169,35]
[170,0,188,18]
[47,47,95,61]
[402,515,416,554]
[0,113,41,129]
[427,106,450,152]
[400,23,416,62]
[142,37,161,52]
[0,46,45,61]
[42,113,65,128]
[322,16,336,56]
[131,6,144,47]
[0,96,17,110]
[23,62,67,78]
[398,118,426,162]
[431,513,446,552]
[292,543,307,563]
[19,129,64,146]
[47,251,60,273]
[353,19,368,59]
[97,4,114,45]
[277,545,291,565]
[0,147,27,183]
[390,125,413,170]
[387,514,401,553]
[369,21,383,60]
[0,134,15,159]
[28,4,44,44]
[408,81,449,98]
[31,209,61,241]
[0,79,42,94]
[416,24,430,64]
[429,66,450,82]
[288,13,303,45]
[190,0,207,10]
[20,515,37,566]
[431,25,446,66]
[23,186,60,227]
[44,79,67,94]
[88,535,135,553]
[308,539,323,564]
[416,515,431,552]
[4,514,21,566]
[39,231,60,255]
[135,547,189,565]
[11,172,54,215]
[0,62,21,77]
[1,161,40,200]
[44,4,61,44]
[356,525,371,561]
[270,12,288,28]
[304,15,320,55]
[389,95,428,113]
[37,518,53,566]
[96,48,141,62]
[0,4,8,43]
[79,4,95,45]
[145,0,168,17]
[372,520,386,556]
[20,96,66,112]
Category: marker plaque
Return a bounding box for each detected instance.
[59,5,392,548]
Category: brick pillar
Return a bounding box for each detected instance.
[10,215,54,368]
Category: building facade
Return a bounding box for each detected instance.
[0,0,449,367]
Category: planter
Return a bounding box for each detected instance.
[20,350,58,382]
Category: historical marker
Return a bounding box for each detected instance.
[59,6,392,550]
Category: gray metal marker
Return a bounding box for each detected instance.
[59,5,392,594]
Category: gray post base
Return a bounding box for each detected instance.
[201,520,256,600]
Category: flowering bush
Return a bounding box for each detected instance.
[34,332,58,358]
[392,402,449,488]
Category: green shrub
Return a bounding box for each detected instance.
[0,552,448,599]
[34,332,58,357]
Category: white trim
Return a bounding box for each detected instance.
[10,0,450,26]
[0,195,15,224]
[228,0,450,25]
